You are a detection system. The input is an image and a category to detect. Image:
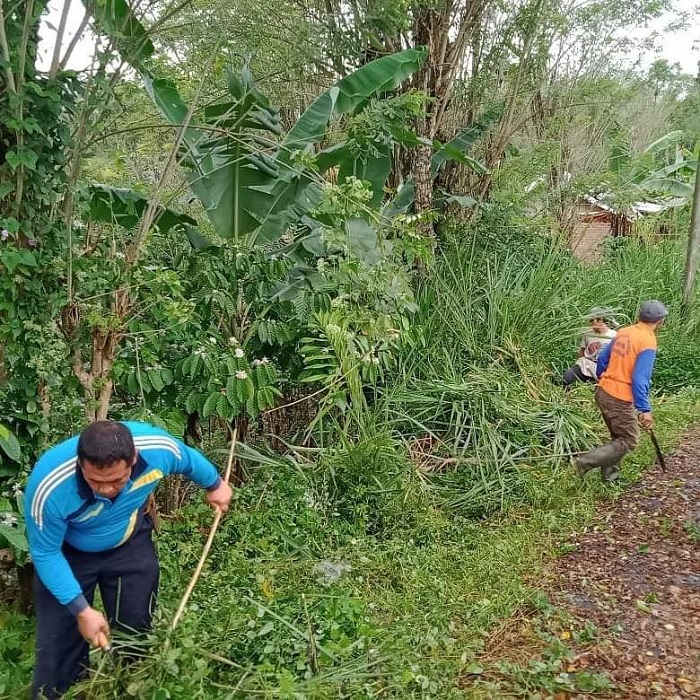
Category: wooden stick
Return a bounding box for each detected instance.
[170,427,237,631]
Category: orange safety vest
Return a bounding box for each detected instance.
[598,323,657,404]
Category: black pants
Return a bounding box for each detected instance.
[32,519,159,700]
[562,364,595,390]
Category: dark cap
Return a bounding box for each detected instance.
[639,300,668,323]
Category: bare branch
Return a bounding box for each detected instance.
[58,5,92,72]
[0,3,17,92]
[49,0,72,78]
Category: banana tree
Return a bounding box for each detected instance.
[384,104,502,216]
[604,129,697,206]
[83,1,492,245]
[143,49,429,245]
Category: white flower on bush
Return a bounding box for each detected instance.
[234,348,245,358]
[228,336,238,346]
[208,336,217,344]
[251,356,270,367]
[326,323,341,334]
[0,512,18,527]
[11,482,22,497]
[235,370,248,380]
[371,356,380,365]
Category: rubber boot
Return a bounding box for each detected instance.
[601,463,620,483]
[571,455,594,479]
[576,442,625,475]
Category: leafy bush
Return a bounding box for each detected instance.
[310,430,426,536]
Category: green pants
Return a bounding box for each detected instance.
[577,387,640,471]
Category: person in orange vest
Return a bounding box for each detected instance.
[572,300,668,482]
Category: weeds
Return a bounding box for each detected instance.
[1,229,699,698]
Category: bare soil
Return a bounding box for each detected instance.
[479,430,700,698]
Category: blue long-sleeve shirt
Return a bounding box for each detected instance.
[25,422,221,614]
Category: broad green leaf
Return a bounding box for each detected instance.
[252,50,427,244]
[126,372,139,394]
[382,181,415,216]
[431,104,501,177]
[185,227,218,251]
[337,146,392,207]
[608,136,632,178]
[280,48,427,163]
[148,370,165,392]
[143,71,281,241]
[346,219,381,264]
[226,377,237,404]
[643,130,685,154]
[0,523,28,555]
[202,392,221,419]
[88,184,196,233]
[139,373,152,394]
[433,146,486,175]
[216,394,231,418]
[640,159,697,182]
[640,178,694,199]
[1,250,38,274]
[382,106,498,215]
[316,141,392,205]
[5,149,38,171]
[141,52,426,243]
[142,75,197,139]
[0,425,21,462]
[185,391,201,414]
[440,193,478,208]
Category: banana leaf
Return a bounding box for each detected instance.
[87,184,196,232]
[251,49,428,244]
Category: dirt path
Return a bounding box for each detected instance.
[473,431,700,698]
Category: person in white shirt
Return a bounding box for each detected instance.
[562,307,617,390]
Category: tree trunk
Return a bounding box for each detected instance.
[682,167,700,312]
[412,143,434,218]
[184,411,202,445]
[405,1,487,229]
[71,327,121,422]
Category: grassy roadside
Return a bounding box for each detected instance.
[2,389,697,699]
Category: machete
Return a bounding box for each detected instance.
[648,428,666,472]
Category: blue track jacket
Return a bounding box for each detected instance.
[25,422,221,614]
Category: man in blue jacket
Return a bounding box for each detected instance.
[25,420,232,699]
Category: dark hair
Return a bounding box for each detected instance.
[77,421,135,468]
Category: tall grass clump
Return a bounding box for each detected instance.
[372,220,699,519]
[523,236,700,390]
[579,238,700,392]
[371,235,594,518]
